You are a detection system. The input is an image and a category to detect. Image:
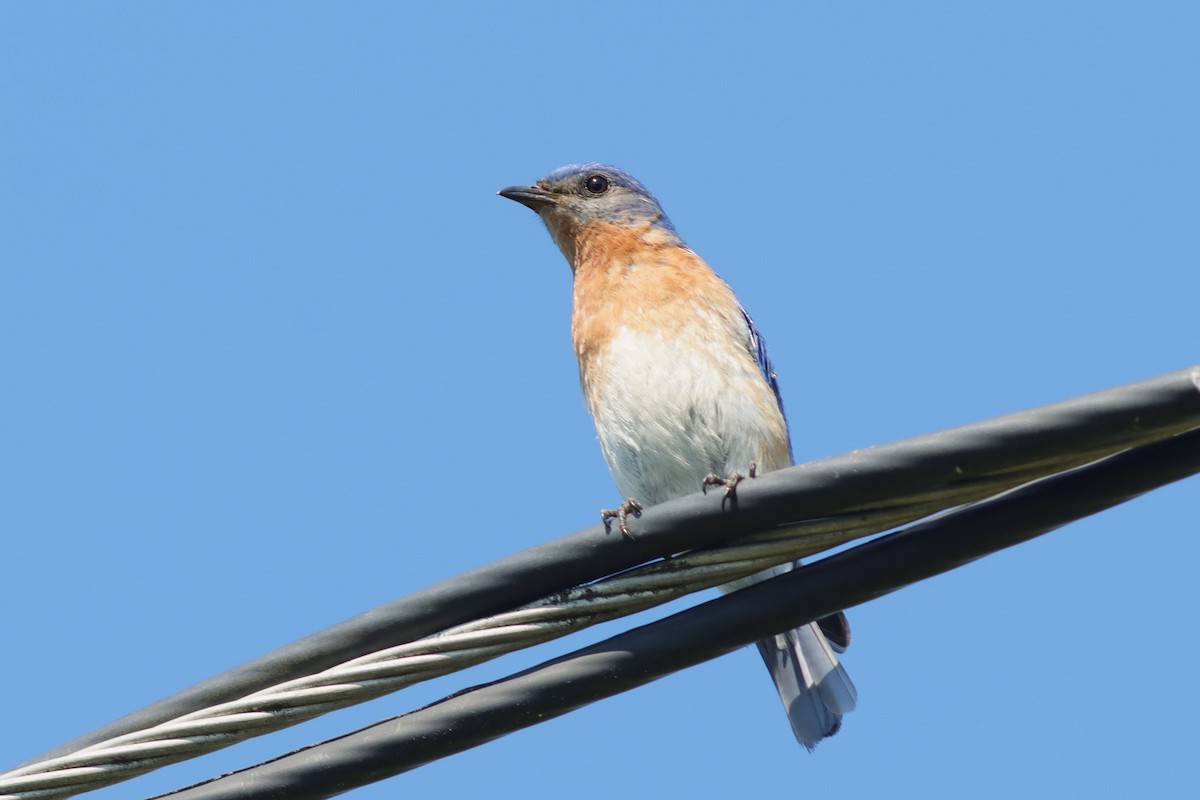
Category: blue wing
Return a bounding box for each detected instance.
[739,306,793,459]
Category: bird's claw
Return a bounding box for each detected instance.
[601,498,644,538]
[702,462,758,498]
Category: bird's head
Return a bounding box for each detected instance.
[499,163,681,265]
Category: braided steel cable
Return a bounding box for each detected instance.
[0,494,1018,800]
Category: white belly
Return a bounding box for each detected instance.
[583,326,791,507]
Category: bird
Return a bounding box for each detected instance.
[498,163,857,749]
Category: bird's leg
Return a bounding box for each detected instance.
[702,462,758,498]
[601,498,644,538]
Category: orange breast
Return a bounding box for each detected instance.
[570,220,745,381]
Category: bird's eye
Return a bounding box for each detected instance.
[584,174,609,195]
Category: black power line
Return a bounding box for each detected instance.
[158,426,1200,800]
[23,367,1199,769]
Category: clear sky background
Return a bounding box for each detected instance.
[3,3,1198,799]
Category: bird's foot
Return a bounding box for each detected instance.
[601,498,644,538]
[702,462,758,498]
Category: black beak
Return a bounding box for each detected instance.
[498,184,558,211]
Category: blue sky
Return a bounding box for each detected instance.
[2,3,1198,798]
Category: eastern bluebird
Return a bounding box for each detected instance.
[499,163,857,749]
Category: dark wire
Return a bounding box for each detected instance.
[17,367,1200,771]
[157,426,1200,800]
